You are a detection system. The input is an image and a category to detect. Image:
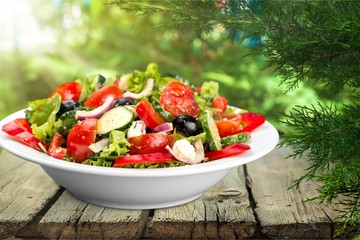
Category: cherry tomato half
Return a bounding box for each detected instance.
[160,81,200,118]
[67,118,97,163]
[211,96,228,117]
[128,133,174,155]
[136,98,166,130]
[49,82,82,101]
[85,85,123,108]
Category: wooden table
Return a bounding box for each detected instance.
[0,147,346,239]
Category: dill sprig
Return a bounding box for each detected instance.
[109,0,360,235]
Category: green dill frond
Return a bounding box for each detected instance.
[110,0,360,236]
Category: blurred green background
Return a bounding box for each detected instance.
[0,0,323,130]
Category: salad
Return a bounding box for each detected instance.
[2,63,265,168]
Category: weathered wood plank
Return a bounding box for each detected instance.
[246,147,335,239]
[38,191,149,239]
[0,150,59,239]
[143,167,256,239]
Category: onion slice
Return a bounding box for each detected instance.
[127,120,146,138]
[89,138,109,153]
[153,122,173,133]
[76,96,115,120]
[123,78,154,100]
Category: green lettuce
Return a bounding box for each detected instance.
[82,158,113,167]
[99,130,130,159]
[200,81,219,99]
[127,63,163,93]
[26,94,62,143]
[76,74,110,102]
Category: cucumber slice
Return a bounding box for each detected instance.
[199,110,222,151]
[153,105,175,122]
[221,132,251,146]
[97,106,134,135]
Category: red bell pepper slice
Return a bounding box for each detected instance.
[113,152,176,167]
[236,112,266,133]
[2,118,48,152]
[48,132,68,159]
[135,98,166,130]
[205,143,251,161]
[2,118,33,135]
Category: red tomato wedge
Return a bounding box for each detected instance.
[160,81,200,118]
[49,82,82,101]
[113,152,176,167]
[215,114,242,138]
[67,118,97,163]
[128,133,175,155]
[211,96,228,116]
[2,118,48,152]
[136,98,166,130]
[85,85,123,108]
[48,132,67,159]
[216,112,266,137]
[205,143,251,160]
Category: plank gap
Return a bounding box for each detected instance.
[139,210,153,239]
[243,165,261,228]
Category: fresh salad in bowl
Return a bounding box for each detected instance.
[2,63,265,168]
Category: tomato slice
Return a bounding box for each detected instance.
[215,114,242,138]
[85,85,123,108]
[66,118,97,163]
[216,112,266,137]
[49,82,82,101]
[128,133,175,155]
[136,98,166,130]
[205,143,250,160]
[211,96,228,116]
[48,132,67,159]
[160,81,200,118]
[113,152,176,167]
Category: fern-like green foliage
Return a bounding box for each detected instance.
[110,0,360,236]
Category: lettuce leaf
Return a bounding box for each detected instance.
[127,63,163,93]
[25,94,62,143]
[76,74,109,102]
[99,130,130,159]
[200,81,219,99]
[82,158,113,167]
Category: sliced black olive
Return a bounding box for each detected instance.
[173,115,202,137]
[57,100,81,118]
[114,98,132,107]
[97,74,106,89]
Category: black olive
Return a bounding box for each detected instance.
[114,98,132,107]
[173,115,202,137]
[57,100,81,118]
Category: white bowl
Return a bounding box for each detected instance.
[0,109,279,209]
